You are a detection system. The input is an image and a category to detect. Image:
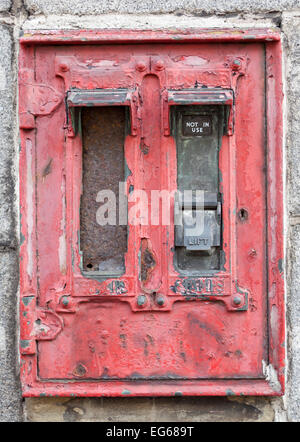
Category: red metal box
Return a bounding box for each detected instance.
[19,29,284,397]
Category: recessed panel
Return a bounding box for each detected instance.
[174,105,224,272]
[80,107,127,275]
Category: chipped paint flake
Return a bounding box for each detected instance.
[262,360,281,393]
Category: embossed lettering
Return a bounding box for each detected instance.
[171,278,224,296]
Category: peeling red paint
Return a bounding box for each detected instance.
[19,29,284,397]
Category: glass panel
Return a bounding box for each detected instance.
[173,105,224,273]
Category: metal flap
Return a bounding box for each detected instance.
[67,89,132,107]
[66,88,138,136]
[168,89,233,105]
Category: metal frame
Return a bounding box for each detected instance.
[19,29,284,397]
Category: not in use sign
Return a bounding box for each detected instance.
[182,115,212,136]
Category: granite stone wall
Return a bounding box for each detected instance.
[0,0,299,422]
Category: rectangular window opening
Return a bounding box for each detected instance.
[173,105,224,273]
[80,106,128,276]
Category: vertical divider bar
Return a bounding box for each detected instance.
[229,133,237,292]
[65,130,77,295]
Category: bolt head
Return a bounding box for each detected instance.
[156,295,165,307]
[137,295,147,307]
[232,59,241,71]
[233,295,242,306]
[61,296,69,307]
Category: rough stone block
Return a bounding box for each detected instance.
[0,251,23,422]
[282,15,300,216]
[23,0,300,16]
[0,0,11,13]
[0,25,16,249]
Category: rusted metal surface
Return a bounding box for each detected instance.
[140,239,157,283]
[80,106,127,274]
[67,89,130,107]
[19,30,284,397]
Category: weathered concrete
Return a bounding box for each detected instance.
[22,13,280,30]
[23,0,300,16]
[25,396,275,422]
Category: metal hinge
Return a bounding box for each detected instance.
[20,295,63,355]
[19,69,63,130]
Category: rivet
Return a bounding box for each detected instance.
[156,295,165,307]
[60,63,69,72]
[73,363,87,377]
[137,294,147,307]
[155,60,165,71]
[233,296,242,306]
[61,296,69,307]
[136,62,146,72]
[232,59,241,71]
